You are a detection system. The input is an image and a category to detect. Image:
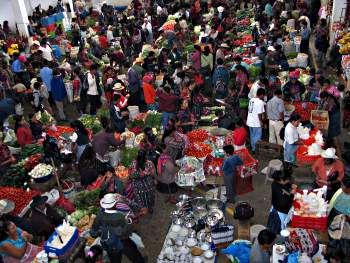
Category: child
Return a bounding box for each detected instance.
[222,145,243,204]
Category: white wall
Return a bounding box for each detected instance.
[0,0,16,29]
[0,0,58,31]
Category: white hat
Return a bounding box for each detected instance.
[267,46,276,52]
[33,40,40,46]
[69,132,78,143]
[113,82,125,91]
[100,193,117,209]
[217,6,224,13]
[321,148,338,159]
[0,200,15,215]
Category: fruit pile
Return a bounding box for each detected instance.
[293,102,317,121]
[186,142,212,158]
[339,32,350,54]
[187,129,209,143]
[23,153,42,170]
[47,126,75,139]
[0,187,40,215]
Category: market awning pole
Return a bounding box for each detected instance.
[51,158,62,190]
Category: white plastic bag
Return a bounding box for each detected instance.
[129,233,144,248]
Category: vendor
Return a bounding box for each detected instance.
[90,193,145,263]
[14,116,33,148]
[267,170,297,234]
[0,132,16,173]
[0,220,40,263]
[283,114,302,169]
[139,127,159,165]
[0,200,33,235]
[327,176,350,258]
[129,150,156,214]
[156,145,178,204]
[222,145,243,204]
[100,167,125,198]
[225,119,248,151]
[92,117,124,174]
[162,119,187,161]
[177,99,195,134]
[112,83,128,110]
[28,113,44,141]
[250,229,277,263]
[312,148,344,200]
[282,71,305,101]
[28,195,63,240]
[110,94,129,133]
[70,120,90,162]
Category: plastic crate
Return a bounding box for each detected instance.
[45,226,79,257]
[311,110,329,130]
[291,215,327,232]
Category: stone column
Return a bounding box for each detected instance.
[11,0,30,37]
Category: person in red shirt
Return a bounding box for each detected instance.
[142,74,156,110]
[14,116,33,147]
[157,85,179,130]
[225,119,247,150]
[113,83,128,110]
[98,32,108,49]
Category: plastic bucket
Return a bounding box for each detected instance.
[128,106,139,120]
[62,180,75,200]
[250,224,266,242]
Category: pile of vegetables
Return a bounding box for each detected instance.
[185,142,213,159]
[1,164,28,188]
[20,144,43,159]
[188,129,209,143]
[23,153,42,170]
[128,119,145,135]
[36,111,55,125]
[79,115,102,134]
[47,126,74,139]
[29,163,53,179]
[96,108,109,120]
[70,209,97,232]
[73,189,101,211]
[120,147,139,167]
[0,187,40,215]
[145,112,162,129]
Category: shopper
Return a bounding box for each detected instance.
[250,229,277,263]
[283,114,302,168]
[222,145,243,204]
[267,170,297,234]
[50,69,67,121]
[247,88,266,153]
[267,89,285,145]
[85,64,102,115]
[90,193,145,263]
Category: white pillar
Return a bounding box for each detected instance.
[11,0,30,37]
[329,0,347,45]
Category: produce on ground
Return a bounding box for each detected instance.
[187,129,209,143]
[145,112,162,129]
[120,147,139,167]
[21,144,44,159]
[79,115,102,134]
[23,153,42,170]
[29,163,54,179]
[73,189,101,211]
[0,187,40,215]
[185,142,212,158]
[1,164,29,188]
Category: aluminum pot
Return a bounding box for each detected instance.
[206,198,223,210]
[184,218,196,229]
[193,208,208,221]
[205,215,219,228]
[191,197,206,210]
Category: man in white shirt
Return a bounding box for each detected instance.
[248,78,269,100]
[86,64,101,115]
[142,18,153,44]
[267,89,285,145]
[247,88,266,152]
[38,39,53,62]
[284,114,301,167]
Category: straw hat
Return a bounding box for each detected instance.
[0,200,15,215]
[113,83,125,91]
[321,148,338,159]
[217,6,224,13]
[134,57,144,64]
[100,193,117,209]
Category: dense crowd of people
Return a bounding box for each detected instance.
[0,0,349,262]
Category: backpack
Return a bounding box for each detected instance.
[215,79,227,97]
[233,201,254,220]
